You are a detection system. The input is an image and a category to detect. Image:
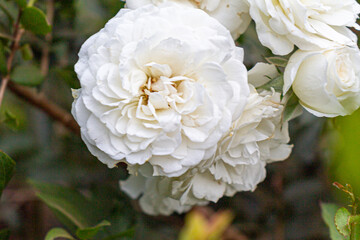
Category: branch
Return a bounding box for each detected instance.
[7,81,80,135]
[40,0,54,77]
[0,11,24,107]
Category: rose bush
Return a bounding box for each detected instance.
[72,4,249,177]
[125,0,251,39]
[284,46,360,117]
[248,0,360,55]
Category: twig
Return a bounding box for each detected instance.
[0,32,14,40]
[0,11,24,108]
[40,0,54,77]
[7,81,80,135]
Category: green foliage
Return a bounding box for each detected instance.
[0,229,10,240]
[75,220,111,240]
[20,6,51,35]
[322,183,360,240]
[45,228,75,240]
[0,151,15,198]
[29,180,100,231]
[30,180,135,239]
[11,65,44,86]
[283,91,302,122]
[353,224,360,239]
[2,110,19,131]
[20,43,33,61]
[0,2,15,26]
[101,228,135,240]
[179,211,233,240]
[265,56,288,67]
[329,110,360,196]
[15,0,27,9]
[350,215,360,225]
[321,203,345,240]
[258,75,284,93]
[0,40,7,75]
[335,208,352,237]
[53,67,80,89]
[45,225,134,240]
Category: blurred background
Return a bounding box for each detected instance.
[0,0,359,239]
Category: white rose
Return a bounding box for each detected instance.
[72,4,249,177]
[125,0,251,39]
[284,46,360,117]
[208,86,292,192]
[121,81,292,216]
[248,0,360,55]
[121,165,194,215]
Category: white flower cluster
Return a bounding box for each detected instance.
[247,0,360,116]
[72,0,360,215]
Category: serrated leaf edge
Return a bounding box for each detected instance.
[334,208,351,237]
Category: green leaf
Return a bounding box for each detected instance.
[44,228,75,240]
[335,207,351,237]
[283,92,302,122]
[20,43,33,61]
[0,40,7,75]
[3,110,19,131]
[0,151,15,198]
[76,220,111,240]
[321,203,346,240]
[258,75,284,93]
[102,228,135,240]
[15,0,27,8]
[350,215,360,224]
[20,6,51,35]
[53,67,80,89]
[29,180,100,232]
[27,0,36,7]
[0,229,10,240]
[265,56,288,67]
[11,65,44,86]
[0,3,14,24]
[353,223,360,240]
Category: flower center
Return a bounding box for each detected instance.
[138,62,189,110]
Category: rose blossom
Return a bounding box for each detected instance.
[122,70,292,215]
[72,4,249,177]
[125,0,251,39]
[284,46,360,117]
[248,0,360,55]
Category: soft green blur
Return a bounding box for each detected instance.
[329,109,360,198]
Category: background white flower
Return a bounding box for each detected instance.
[248,0,360,55]
[72,4,249,177]
[284,46,360,117]
[125,0,251,39]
